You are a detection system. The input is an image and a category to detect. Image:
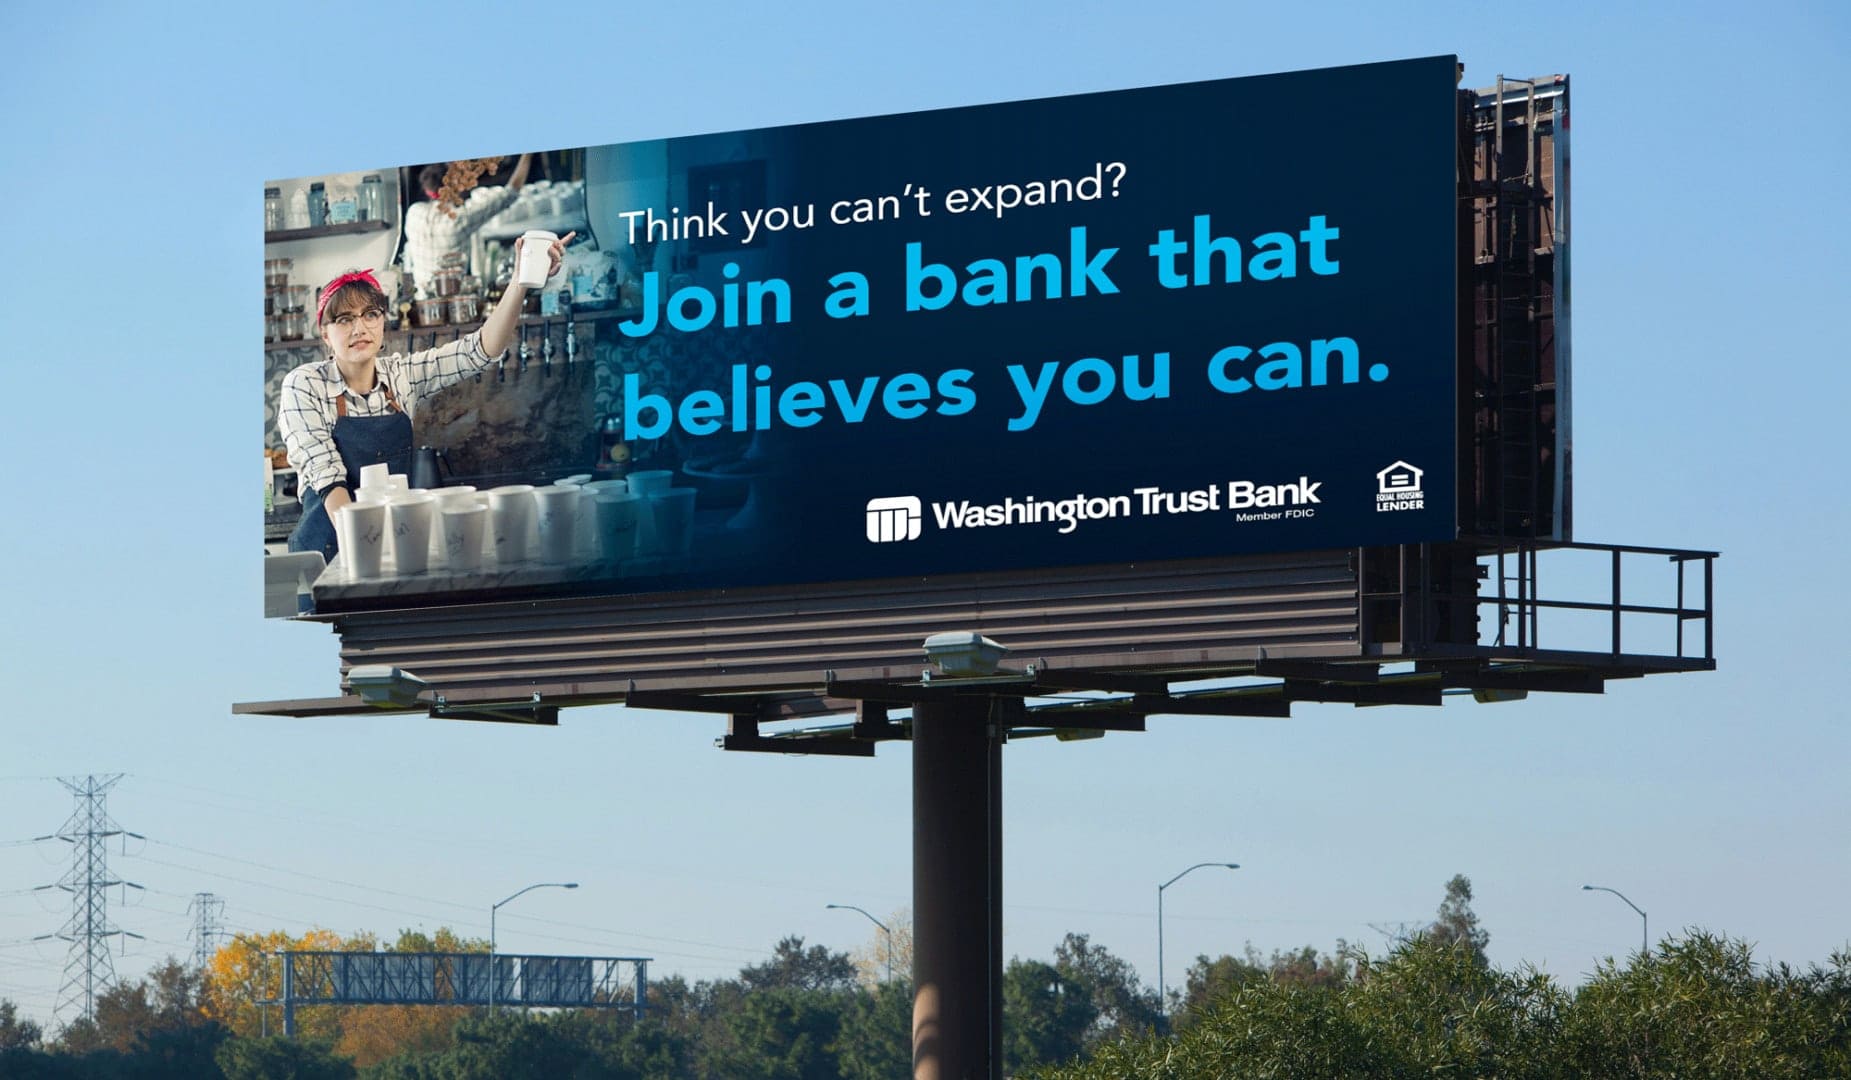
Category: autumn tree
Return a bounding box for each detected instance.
[51,956,223,1074]
[202,928,359,1042]
[842,907,913,989]
[331,927,488,1070]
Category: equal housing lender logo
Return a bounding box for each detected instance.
[1376,461,1424,511]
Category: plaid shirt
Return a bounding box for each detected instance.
[400,184,521,293]
[277,332,501,496]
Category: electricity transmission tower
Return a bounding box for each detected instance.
[35,774,143,1025]
[189,893,226,971]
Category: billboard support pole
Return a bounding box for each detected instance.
[912,692,1008,1080]
[281,951,295,1038]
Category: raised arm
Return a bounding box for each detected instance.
[478,231,572,360]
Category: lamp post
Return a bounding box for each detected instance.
[1582,884,1648,955]
[826,903,894,984]
[1157,862,1239,1018]
[490,882,578,1013]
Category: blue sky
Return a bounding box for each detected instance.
[0,0,1846,1030]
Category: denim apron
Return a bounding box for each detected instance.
[287,381,414,561]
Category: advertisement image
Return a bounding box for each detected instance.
[260,55,1460,617]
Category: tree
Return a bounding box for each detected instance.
[1052,933,1161,1046]
[60,957,213,1054]
[1427,873,1490,968]
[833,978,913,1080]
[217,1035,356,1080]
[1560,933,1851,1078]
[696,987,850,1080]
[1175,942,1350,1023]
[1004,959,1096,1073]
[739,936,859,993]
[202,928,359,1042]
[332,927,486,1069]
[1025,935,1568,1080]
[843,908,913,989]
[0,999,44,1050]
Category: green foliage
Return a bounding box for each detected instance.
[1,998,45,1050]
[1029,931,1851,1080]
[1003,960,1095,1073]
[1052,933,1162,1047]
[695,986,850,1080]
[56,959,216,1056]
[832,978,913,1080]
[1175,942,1350,1024]
[738,936,859,993]
[217,1035,356,1080]
[12,923,1842,1079]
[1559,932,1851,1078]
[1427,873,1491,968]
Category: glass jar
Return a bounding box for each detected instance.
[415,296,449,327]
[448,294,480,323]
[286,186,310,230]
[328,182,358,225]
[434,268,463,297]
[307,182,328,227]
[264,187,283,232]
[360,175,383,222]
[264,257,292,288]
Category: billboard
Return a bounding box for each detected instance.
[262,55,1459,617]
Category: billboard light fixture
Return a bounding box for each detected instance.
[923,632,1008,678]
[347,665,428,708]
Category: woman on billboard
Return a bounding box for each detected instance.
[278,232,573,561]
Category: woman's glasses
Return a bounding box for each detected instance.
[329,307,386,330]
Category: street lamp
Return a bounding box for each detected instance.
[490,882,578,1013]
[1157,862,1239,1017]
[826,903,893,984]
[1582,884,1648,955]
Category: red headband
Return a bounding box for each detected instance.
[316,269,381,325]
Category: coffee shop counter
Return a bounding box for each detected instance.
[310,549,697,609]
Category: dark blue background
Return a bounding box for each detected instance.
[620,56,1459,592]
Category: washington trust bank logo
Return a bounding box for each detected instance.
[866,496,924,543]
[1376,461,1425,512]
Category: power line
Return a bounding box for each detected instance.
[37,775,144,1026]
[188,893,226,971]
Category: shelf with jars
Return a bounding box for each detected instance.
[263,305,644,350]
[264,220,395,244]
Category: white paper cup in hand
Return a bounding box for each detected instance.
[387,494,436,574]
[594,491,641,563]
[516,230,557,289]
[487,485,535,565]
[532,485,581,565]
[440,504,487,571]
[340,502,387,578]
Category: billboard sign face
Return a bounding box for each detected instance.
[262,55,1458,616]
